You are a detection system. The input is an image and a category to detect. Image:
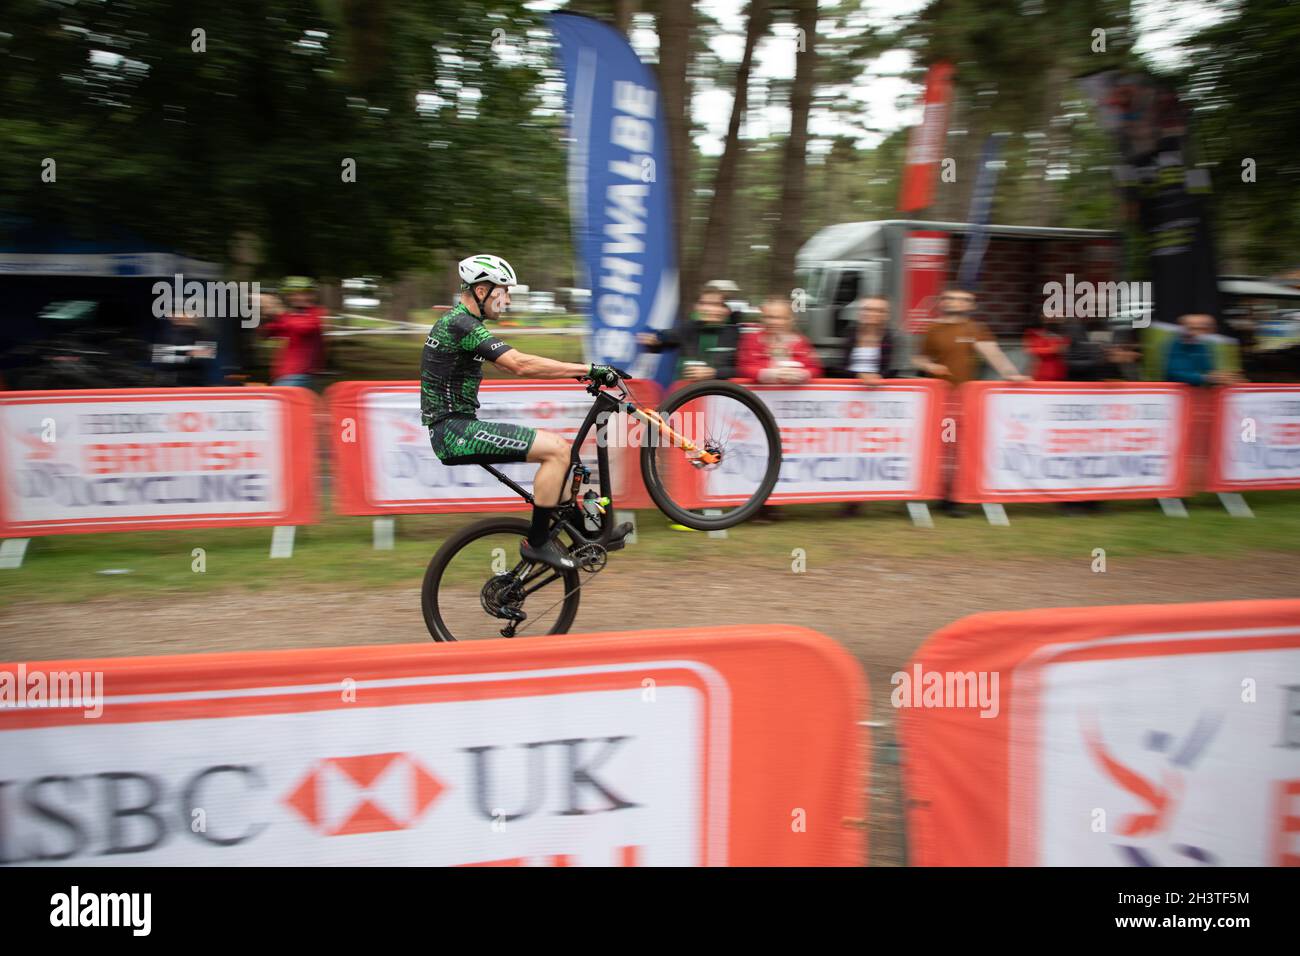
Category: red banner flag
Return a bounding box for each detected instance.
[898,61,955,213]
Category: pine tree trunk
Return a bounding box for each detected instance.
[615,0,635,35]
[695,0,772,298]
[654,0,694,323]
[768,0,817,299]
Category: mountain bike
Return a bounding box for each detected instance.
[421,371,781,641]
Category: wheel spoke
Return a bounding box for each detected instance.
[646,384,780,530]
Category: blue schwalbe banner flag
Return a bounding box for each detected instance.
[550,12,679,390]
[956,131,1009,290]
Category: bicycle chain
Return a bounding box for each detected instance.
[508,555,607,638]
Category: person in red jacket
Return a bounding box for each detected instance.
[736,297,822,523]
[737,297,824,383]
[1023,311,1069,381]
[261,276,326,387]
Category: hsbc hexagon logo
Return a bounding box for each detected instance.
[284,753,446,836]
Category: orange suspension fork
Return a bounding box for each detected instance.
[631,405,720,465]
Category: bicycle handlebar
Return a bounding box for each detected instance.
[580,366,632,397]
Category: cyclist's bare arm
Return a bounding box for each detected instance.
[494,349,590,380]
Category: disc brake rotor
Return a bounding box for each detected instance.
[690,439,724,470]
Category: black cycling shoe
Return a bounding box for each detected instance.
[604,521,635,553]
[520,538,577,572]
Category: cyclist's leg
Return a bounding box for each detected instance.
[430,418,574,570]
[523,428,632,558]
[525,429,571,508]
[522,430,574,571]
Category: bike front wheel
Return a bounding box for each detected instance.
[639,380,781,531]
[422,517,582,642]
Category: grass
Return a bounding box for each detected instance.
[4,491,1300,610]
[242,321,584,384]
[328,314,412,330]
[405,309,585,329]
[322,330,584,381]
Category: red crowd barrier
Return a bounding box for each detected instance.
[0,624,866,866]
[659,378,945,507]
[1206,384,1300,492]
[900,599,1300,866]
[0,387,316,537]
[2,382,1297,542]
[326,379,656,515]
[954,380,1194,503]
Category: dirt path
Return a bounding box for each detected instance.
[3,552,1296,865]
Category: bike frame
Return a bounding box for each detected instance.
[478,380,716,550]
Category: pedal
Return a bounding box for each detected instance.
[604,521,635,552]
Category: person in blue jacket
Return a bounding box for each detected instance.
[1162,313,1241,386]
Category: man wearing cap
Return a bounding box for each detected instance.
[261,276,326,388]
[637,282,741,381]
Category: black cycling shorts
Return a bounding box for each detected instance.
[429,415,537,466]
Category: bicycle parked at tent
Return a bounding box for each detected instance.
[421,371,781,641]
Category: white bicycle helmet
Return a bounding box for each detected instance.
[458,254,517,290]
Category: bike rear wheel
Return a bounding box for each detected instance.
[422,517,582,642]
[639,379,781,531]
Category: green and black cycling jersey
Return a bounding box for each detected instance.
[419,303,515,426]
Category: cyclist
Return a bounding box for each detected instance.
[422,253,624,572]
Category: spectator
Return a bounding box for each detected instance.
[1055,316,1144,516]
[1163,313,1243,386]
[638,285,739,381]
[832,296,895,382]
[256,291,286,331]
[1023,311,1069,381]
[913,286,1026,516]
[834,296,895,519]
[703,278,744,316]
[152,308,216,387]
[913,287,1028,386]
[260,277,326,388]
[1064,317,1142,381]
[735,297,823,523]
[737,296,824,383]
